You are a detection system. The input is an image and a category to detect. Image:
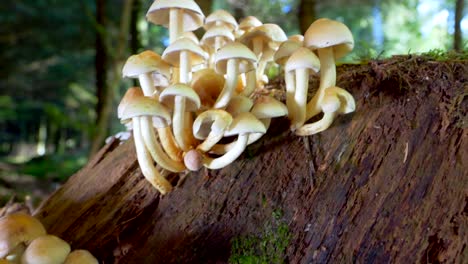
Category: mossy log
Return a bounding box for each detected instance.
[34,56,467,263]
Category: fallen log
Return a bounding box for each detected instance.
[34,55,467,263]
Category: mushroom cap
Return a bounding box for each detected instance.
[240,23,288,50]
[214,42,257,74]
[193,109,233,139]
[21,235,71,264]
[182,31,200,44]
[162,37,208,67]
[201,25,235,47]
[225,95,254,117]
[122,50,171,79]
[63,249,99,264]
[191,68,224,108]
[159,83,201,112]
[274,40,302,65]
[183,149,204,171]
[0,213,46,258]
[285,47,320,73]
[224,112,266,137]
[118,87,172,126]
[321,92,341,113]
[251,96,288,119]
[238,16,262,31]
[304,18,354,59]
[288,34,304,43]
[146,0,205,32]
[204,10,238,31]
[325,86,356,114]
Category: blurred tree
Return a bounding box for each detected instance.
[454,0,464,51]
[298,0,316,34]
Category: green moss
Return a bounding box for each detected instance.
[229,211,291,264]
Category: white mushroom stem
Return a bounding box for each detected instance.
[169,8,183,44]
[157,127,183,161]
[257,58,268,83]
[242,70,257,96]
[252,37,263,56]
[214,58,238,108]
[285,70,296,120]
[306,47,336,120]
[197,131,224,152]
[140,117,185,172]
[173,50,192,151]
[138,73,156,96]
[292,68,309,129]
[203,134,249,169]
[132,118,172,194]
[295,111,336,136]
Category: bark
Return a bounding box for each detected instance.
[454,0,464,52]
[34,57,467,263]
[298,0,316,35]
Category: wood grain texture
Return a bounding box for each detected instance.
[34,57,467,263]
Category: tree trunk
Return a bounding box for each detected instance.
[90,0,111,156]
[454,0,464,52]
[34,57,467,263]
[298,0,316,34]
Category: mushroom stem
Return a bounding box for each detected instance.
[133,118,172,194]
[306,47,336,120]
[285,70,296,120]
[203,134,249,169]
[242,70,256,96]
[179,50,190,84]
[295,111,336,136]
[169,8,183,44]
[197,132,224,152]
[252,37,263,56]
[138,73,155,96]
[214,58,238,108]
[173,96,188,151]
[140,117,185,172]
[157,127,183,161]
[292,68,309,129]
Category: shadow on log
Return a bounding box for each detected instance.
[34,55,467,263]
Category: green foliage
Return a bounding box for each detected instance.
[229,211,291,264]
[19,152,88,181]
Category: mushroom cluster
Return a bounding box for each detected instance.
[0,213,98,264]
[118,0,356,194]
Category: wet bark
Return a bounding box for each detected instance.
[34,57,467,263]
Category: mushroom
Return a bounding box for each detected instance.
[204,9,238,31]
[122,50,171,96]
[191,68,224,110]
[63,250,98,264]
[213,42,257,109]
[201,25,235,67]
[159,83,201,151]
[303,18,354,120]
[236,16,262,38]
[21,235,70,264]
[295,86,355,136]
[118,88,173,193]
[273,40,302,121]
[225,95,254,117]
[202,112,266,169]
[192,109,233,153]
[146,0,204,44]
[0,213,46,259]
[284,47,320,130]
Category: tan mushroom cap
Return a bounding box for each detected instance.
[159,83,201,111]
[118,87,171,126]
[288,34,304,43]
[63,249,99,264]
[285,47,320,73]
[122,50,171,79]
[240,23,288,49]
[224,112,266,137]
[21,235,71,264]
[325,86,356,114]
[193,109,233,139]
[0,213,46,258]
[191,68,224,108]
[162,37,208,67]
[204,9,238,31]
[146,0,205,32]
[225,95,254,117]
[214,42,257,74]
[274,40,302,66]
[201,25,235,47]
[238,16,262,31]
[304,18,354,59]
[251,96,288,119]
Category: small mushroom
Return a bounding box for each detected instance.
[21,235,71,264]
[213,42,257,108]
[284,47,320,130]
[191,68,224,110]
[225,95,254,117]
[303,18,354,120]
[201,25,235,67]
[63,249,98,264]
[122,50,171,96]
[146,0,205,44]
[204,10,238,31]
[0,213,46,259]
[296,86,355,136]
[192,109,233,154]
[203,112,266,169]
[236,16,262,38]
